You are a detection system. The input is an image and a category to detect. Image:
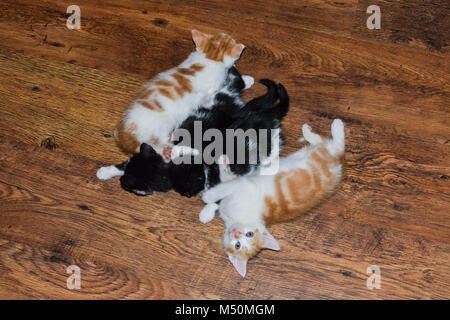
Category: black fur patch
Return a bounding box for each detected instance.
[118,67,290,197]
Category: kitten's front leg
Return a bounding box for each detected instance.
[202,180,237,203]
[199,203,219,224]
[170,145,200,158]
[242,75,255,90]
[218,154,237,182]
[96,161,128,180]
[156,144,200,162]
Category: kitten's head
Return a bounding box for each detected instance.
[170,162,205,198]
[192,30,245,65]
[223,224,280,277]
[223,66,247,93]
[120,143,172,195]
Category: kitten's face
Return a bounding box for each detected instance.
[192,30,245,65]
[120,144,172,195]
[224,225,280,277]
[224,225,264,259]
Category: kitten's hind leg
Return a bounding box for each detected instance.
[328,119,345,156]
[199,203,219,224]
[302,123,323,145]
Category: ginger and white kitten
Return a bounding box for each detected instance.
[114,30,246,159]
[200,119,345,277]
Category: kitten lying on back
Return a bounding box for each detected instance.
[114,29,247,160]
[200,119,345,277]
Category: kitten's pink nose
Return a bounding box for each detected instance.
[232,228,241,238]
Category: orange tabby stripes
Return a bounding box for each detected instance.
[263,149,341,225]
[190,63,205,72]
[200,34,236,62]
[114,120,141,155]
[157,87,176,100]
[172,73,192,94]
[138,65,204,103]
[154,80,173,86]
[135,88,154,99]
[177,68,196,76]
[140,100,163,111]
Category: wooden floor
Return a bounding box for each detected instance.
[0,0,448,299]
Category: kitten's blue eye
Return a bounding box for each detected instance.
[245,231,254,238]
[235,241,241,250]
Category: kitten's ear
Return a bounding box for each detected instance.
[228,254,247,278]
[140,143,156,158]
[262,230,280,251]
[192,29,207,48]
[230,43,245,58]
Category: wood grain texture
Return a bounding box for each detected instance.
[0,0,448,299]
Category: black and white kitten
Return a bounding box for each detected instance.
[98,67,289,197]
[169,79,289,197]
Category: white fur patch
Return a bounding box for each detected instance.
[133,190,147,195]
[171,145,200,158]
[242,75,254,90]
[96,165,124,180]
[199,203,219,223]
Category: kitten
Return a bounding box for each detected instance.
[116,76,289,198]
[113,29,246,160]
[200,119,345,277]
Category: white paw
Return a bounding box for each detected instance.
[217,154,229,165]
[202,190,215,204]
[242,75,254,90]
[331,119,345,139]
[260,156,273,166]
[199,203,219,224]
[172,146,199,158]
[302,123,312,136]
[96,166,124,180]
